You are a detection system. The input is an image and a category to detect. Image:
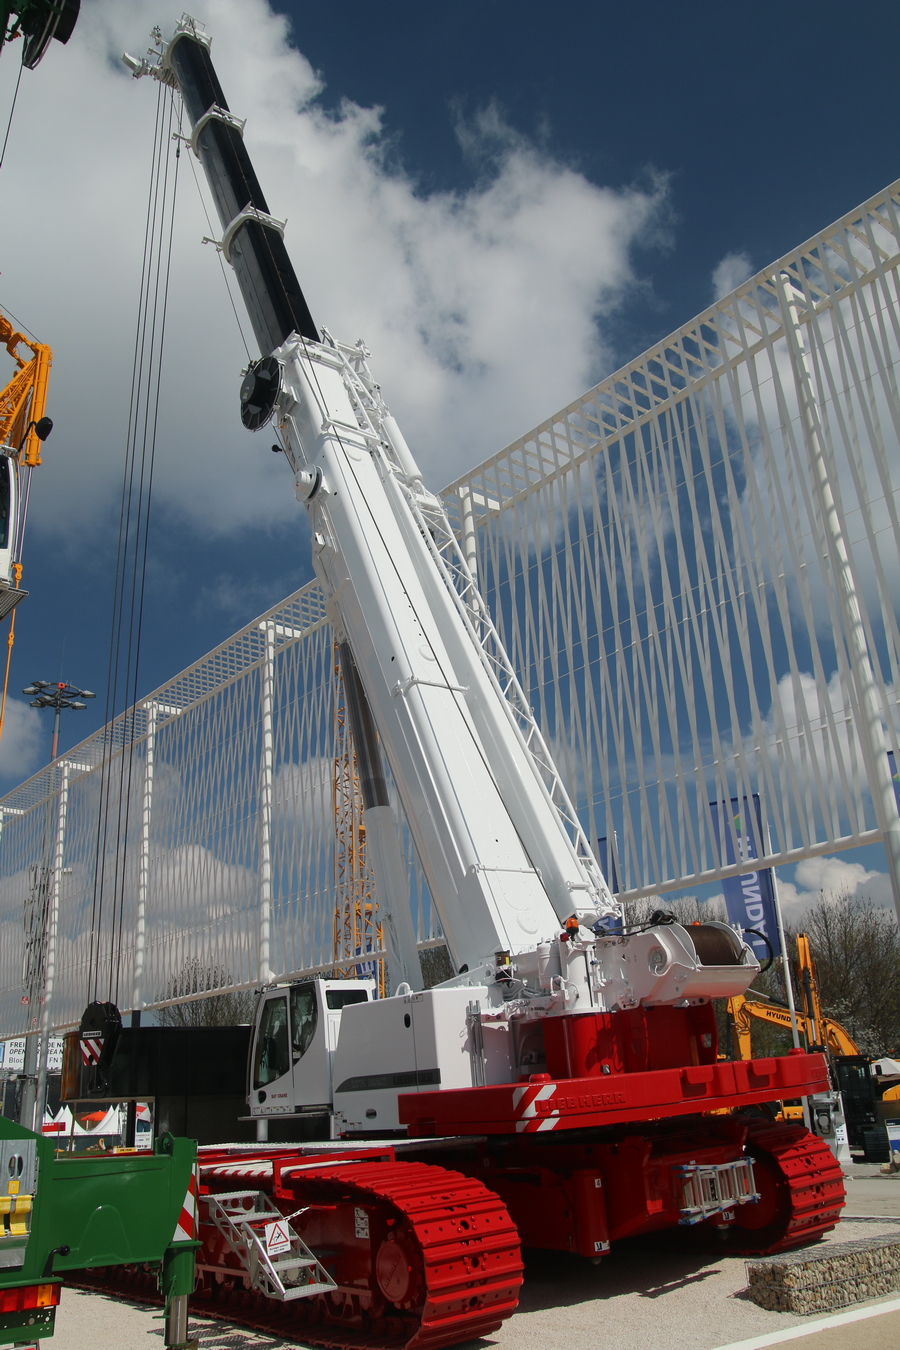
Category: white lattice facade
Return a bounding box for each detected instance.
[2,179,899,1034]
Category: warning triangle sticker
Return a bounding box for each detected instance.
[265,1219,291,1255]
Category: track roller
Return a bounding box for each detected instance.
[713,1118,845,1254]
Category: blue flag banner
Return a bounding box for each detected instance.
[888,750,900,815]
[709,795,781,963]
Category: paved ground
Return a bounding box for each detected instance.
[47,1164,900,1350]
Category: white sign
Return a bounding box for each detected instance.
[0,1037,63,1074]
[0,1039,25,1072]
[264,1220,291,1256]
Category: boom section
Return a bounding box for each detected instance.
[146,18,617,976]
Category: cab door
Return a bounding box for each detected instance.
[249,991,293,1117]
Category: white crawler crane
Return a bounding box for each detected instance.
[99,16,848,1348]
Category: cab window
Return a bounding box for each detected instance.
[253,995,289,1088]
[290,984,318,1059]
[0,458,10,550]
[325,988,369,1010]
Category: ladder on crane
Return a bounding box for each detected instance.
[203,1189,336,1301]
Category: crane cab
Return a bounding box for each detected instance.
[0,452,15,573]
[0,450,27,619]
[248,976,375,1124]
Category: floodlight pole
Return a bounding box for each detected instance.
[779,275,900,929]
[50,704,61,762]
[22,680,95,761]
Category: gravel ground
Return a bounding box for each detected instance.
[46,1165,900,1350]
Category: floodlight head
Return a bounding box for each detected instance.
[70,701,86,710]
[80,690,96,699]
[22,685,38,695]
[29,699,41,708]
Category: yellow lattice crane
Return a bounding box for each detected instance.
[0,307,53,747]
[332,646,386,996]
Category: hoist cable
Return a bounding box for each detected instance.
[0,58,23,173]
[109,96,182,1003]
[87,81,180,1004]
[87,75,168,997]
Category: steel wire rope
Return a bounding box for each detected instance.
[87,82,180,1005]
[0,56,23,172]
[87,75,167,998]
[108,90,183,1005]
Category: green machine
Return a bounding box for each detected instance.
[0,1114,198,1348]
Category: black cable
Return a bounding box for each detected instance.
[110,89,182,1002]
[88,76,168,999]
[0,58,23,172]
[743,927,775,973]
[88,80,181,1004]
[0,297,37,340]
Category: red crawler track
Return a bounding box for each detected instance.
[246,1160,524,1350]
[720,1119,845,1254]
[73,1158,522,1350]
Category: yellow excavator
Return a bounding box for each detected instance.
[727,933,890,1150]
[728,933,861,1061]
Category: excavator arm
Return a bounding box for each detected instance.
[727,992,861,1060]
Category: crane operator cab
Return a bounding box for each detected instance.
[249,977,375,1130]
[0,451,19,610]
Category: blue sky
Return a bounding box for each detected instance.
[0,0,898,915]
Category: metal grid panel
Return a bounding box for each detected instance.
[0,586,429,1033]
[3,181,899,1033]
[444,181,900,897]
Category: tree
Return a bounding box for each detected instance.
[788,890,900,1058]
[155,959,258,1027]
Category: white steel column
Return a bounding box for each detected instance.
[132,701,157,1013]
[33,760,83,1129]
[458,487,478,581]
[132,702,181,1011]
[258,622,276,985]
[779,275,900,927]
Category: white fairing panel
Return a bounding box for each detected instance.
[332,986,493,1133]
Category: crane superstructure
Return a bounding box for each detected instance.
[96,17,847,1349]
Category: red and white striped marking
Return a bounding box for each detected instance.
[512,1081,559,1133]
[171,1167,198,1243]
[79,1035,102,1066]
[200,1161,273,1182]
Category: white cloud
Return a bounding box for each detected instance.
[0,0,667,546]
[711,250,753,301]
[774,854,891,924]
[0,699,44,783]
[793,854,877,895]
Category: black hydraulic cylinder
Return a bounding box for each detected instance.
[166,29,318,353]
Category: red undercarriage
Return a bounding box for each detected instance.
[71,1047,845,1350]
